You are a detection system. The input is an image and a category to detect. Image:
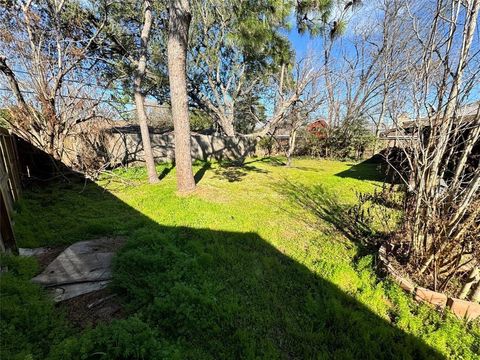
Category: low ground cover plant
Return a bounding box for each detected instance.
[2,159,479,359]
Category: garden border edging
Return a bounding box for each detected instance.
[378,245,480,321]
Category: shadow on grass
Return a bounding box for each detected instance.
[244,156,286,166]
[290,165,325,172]
[335,159,404,211]
[194,162,211,184]
[277,181,384,252]
[6,148,444,359]
[213,163,269,182]
[158,163,175,181]
[335,157,388,182]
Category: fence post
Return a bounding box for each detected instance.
[0,127,19,253]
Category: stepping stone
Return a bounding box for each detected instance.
[31,237,124,302]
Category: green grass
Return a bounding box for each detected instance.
[4,158,479,359]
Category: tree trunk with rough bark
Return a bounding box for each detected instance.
[168,0,195,193]
[134,0,159,184]
[217,115,236,137]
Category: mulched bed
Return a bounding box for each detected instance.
[385,240,471,298]
[58,288,124,329]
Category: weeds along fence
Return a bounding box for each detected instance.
[0,127,21,253]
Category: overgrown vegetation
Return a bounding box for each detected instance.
[4,159,479,359]
[294,118,375,160]
[385,1,480,296]
[0,254,70,360]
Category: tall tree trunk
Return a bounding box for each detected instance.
[134,0,158,184]
[286,127,298,167]
[168,0,195,193]
[471,281,480,302]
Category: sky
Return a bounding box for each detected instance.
[287,29,318,60]
[286,2,379,61]
[284,3,480,118]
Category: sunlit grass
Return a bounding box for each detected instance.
[7,157,479,359]
[16,158,379,249]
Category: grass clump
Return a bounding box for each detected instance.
[0,254,70,360]
[47,316,179,360]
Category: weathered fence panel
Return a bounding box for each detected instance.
[0,127,20,253]
[63,125,256,170]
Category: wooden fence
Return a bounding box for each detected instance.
[0,127,21,253]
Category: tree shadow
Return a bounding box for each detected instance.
[212,162,269,183]
[194,161,211,184]
[276,181,384,252]
[335,157,388,182]
[8,145,446,359]
[335,150,413,185]
[292,166,324,172]
[158,163,175,181]
[244,156,286,166]
[334,159,404,211]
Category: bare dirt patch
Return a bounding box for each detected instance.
[58,288,124,329]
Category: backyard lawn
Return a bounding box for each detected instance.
[2,158,479,359]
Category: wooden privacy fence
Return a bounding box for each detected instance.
[0,127,21,253]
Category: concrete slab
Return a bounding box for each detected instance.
[30,237,124,302]
[32,246,113,285]
[50,281,111,302]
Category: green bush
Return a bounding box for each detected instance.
[296,117,375,160]
[0,108,11,129]
[190,110,213,132]
[294,128,325,157]
[257,136,275,155]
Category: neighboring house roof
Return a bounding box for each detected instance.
[271,118,329,140]
[307,119,328,132]
[72,118,129,134]
[307,119,328,138]
[111,124,171,134]
[381,101,479,140]
[380,128,414,140]
[271,119,292,137]
[273,128,291,137]
[457,101,480,117]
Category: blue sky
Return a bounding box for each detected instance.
[285,2,377,61]
[285,7,480,112]
[287,29,318,60]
